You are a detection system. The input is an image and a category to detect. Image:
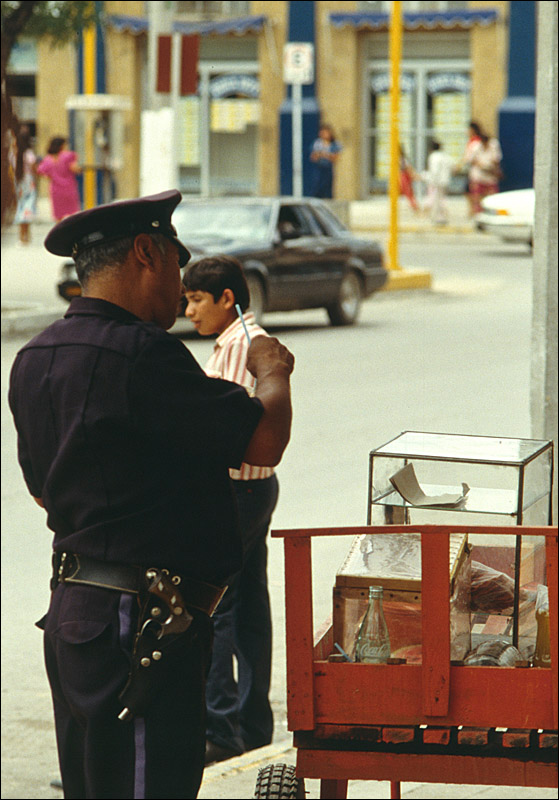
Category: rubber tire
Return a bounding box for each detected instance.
[326,270,363,326]
[246,273,266,325]
[254,763,305,799]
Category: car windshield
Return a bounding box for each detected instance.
[173,202,272,241]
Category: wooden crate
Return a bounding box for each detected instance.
[333,532,471,661]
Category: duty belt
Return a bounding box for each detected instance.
[51,551,227,617]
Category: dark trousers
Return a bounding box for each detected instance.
[205,475,278,753]
[41,582,212,799]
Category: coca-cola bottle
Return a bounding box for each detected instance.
[355,585,390,663]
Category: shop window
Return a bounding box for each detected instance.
[358,1,468,10]
[176,1,250,16]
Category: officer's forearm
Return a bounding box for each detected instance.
[243,372,292,467]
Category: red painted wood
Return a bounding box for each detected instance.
[284,536,315,730]
[180,34,199,95]
[390,781,401,799]
[421,532,450,716]
[156,35,172,93]
[311,663,555,729]
[297,749,558,787]
[272,525,555,539]
[545,534,558,728]
[319,778,348,799]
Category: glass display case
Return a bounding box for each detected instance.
[367,431,554,653]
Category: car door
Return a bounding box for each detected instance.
[266,203,342,310]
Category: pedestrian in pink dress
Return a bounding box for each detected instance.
[37,137,81,221]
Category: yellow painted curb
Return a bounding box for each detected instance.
[382,268,433,290]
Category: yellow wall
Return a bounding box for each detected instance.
[316,1,360,200]
[36,41,76,173]
[252,0,287,195]
[469,0,508,137]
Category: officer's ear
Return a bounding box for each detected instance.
[133,233,159,271]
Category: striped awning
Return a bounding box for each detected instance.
[173,14,266,36]
[330,8,498,31]
[107,14,266,37]
[107,14,148,34]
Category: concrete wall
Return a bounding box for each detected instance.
[531,0,558,522]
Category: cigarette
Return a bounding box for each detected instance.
[235,304,251,344]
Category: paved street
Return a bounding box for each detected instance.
[2,221,554,799]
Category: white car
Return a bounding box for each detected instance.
[475,188,535,246]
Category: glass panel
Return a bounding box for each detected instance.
[426,70,470,193]
[369,72,417,193]
[521,448,553,518]
[373,431,551,464]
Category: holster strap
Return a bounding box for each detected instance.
[52,552,226,616]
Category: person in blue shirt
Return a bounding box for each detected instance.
[310,123,342,199]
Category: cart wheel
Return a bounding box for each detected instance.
[254,763,305,798]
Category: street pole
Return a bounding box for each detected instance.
[292,82,303,197]
[387,0,403,271]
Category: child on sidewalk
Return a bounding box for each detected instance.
[184,255,277,765]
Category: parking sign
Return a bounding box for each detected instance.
[283,42,314,85]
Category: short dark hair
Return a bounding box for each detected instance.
[183,255,250,312]
[431,140,441,151]
[47,137,66,155]
[74,233,167,287]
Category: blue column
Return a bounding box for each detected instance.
[279,1,321,196]
[498,1,536,191]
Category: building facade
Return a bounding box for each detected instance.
[8,0,523,204]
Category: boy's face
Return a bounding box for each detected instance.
[184,289,235,336]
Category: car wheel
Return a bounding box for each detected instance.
[246,273,266,325]
[327,270,363,326]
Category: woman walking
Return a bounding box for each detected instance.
[13,127,38,244]
[37,136,81,221]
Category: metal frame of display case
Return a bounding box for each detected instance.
[367,432,554,647]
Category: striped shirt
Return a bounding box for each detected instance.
[205,312,274,481]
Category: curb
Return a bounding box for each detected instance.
[202,739,295,785]
[382,268,433,291]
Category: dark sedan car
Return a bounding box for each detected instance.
[57,196,387,326]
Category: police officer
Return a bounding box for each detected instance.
[8,190,294,799]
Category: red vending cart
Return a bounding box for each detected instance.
[255,524,557,799]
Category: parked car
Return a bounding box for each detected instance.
[57,197,387,326]
[474,188,535,247]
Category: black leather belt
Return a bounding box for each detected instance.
[52,552,226,617]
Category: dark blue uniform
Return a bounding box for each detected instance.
[9,297,264,798]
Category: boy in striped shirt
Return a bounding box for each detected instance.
[184,256,278,765]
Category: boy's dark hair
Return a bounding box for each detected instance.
[431,140,441,151]
[183,255,250,312]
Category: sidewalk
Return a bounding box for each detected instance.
[347,193,474,235]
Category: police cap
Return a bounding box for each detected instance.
[44,190,191,267]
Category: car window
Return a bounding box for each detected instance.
[310,203,348,235]
[278,204,315,237]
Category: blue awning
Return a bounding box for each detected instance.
[330,8,498,31]
[106,14,266,37]
[172,15,266,36]
[107,14,148,35]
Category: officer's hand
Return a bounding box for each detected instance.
[246,336,294,380]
